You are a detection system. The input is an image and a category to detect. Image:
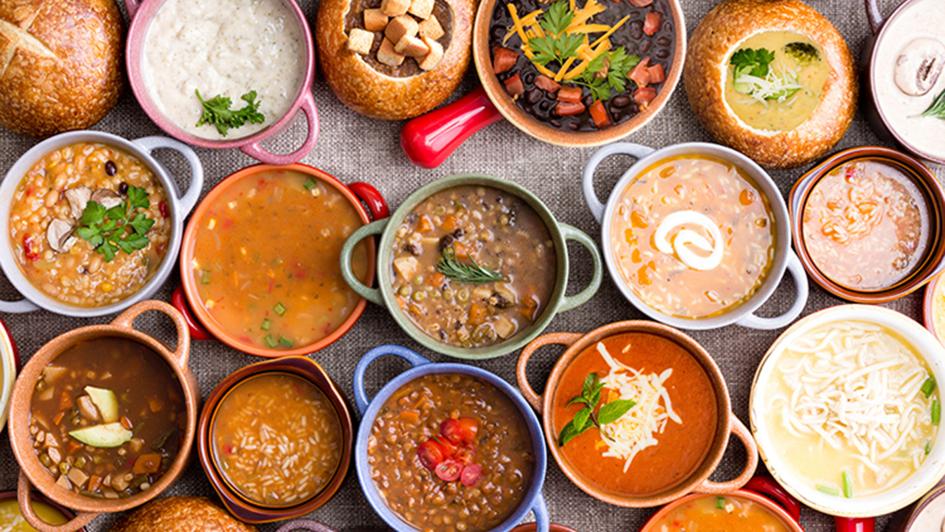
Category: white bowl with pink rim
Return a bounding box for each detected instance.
[124,0,319,164]
[582,141,809,330]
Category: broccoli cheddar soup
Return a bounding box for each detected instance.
[610,155,775,319]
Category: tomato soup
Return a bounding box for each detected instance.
[190,170,370,350]
[649,494,792,531]
[552,333,718,495]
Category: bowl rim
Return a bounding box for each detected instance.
[923,273,944,343]
[0,321,16,432]
[124,0,315,149]
[749,304,945,517]
[789,146,945,303]
[197,356,353,523]
[472,0,687,147]
[178,162,375,358]
[639,489,803,532]
[0,130,189,317]
[353,357,548,532]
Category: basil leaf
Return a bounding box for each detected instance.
[558,406,593,446]
[597,399,636,425]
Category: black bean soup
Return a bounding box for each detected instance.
[489,0,676,131]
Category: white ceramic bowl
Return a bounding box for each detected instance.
[0,320,15,432]
[0,131,204,317]
[750,305,945,518]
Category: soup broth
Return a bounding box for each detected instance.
[650,494,791,532]
[0,498,68,530]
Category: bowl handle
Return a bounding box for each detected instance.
[559,224,603,312]
[400,87,504,169]
[694,415,758,494]
[864,0,885,34]
[353,344,430,415]
[581,142,656,223]
[744,476,801,524]
[836,517,875,532]
[516,332,583,412]
[240,90,320,164]
[132,136,205,217]
[341,219,389,306]
[529,494,550,532]
[0,296,38,313]
[112,299,191,368]
[18,471,98,532]
[348,182,390,220]
[736,251,809,330]
[170,286,212,340]
[124,0,140,18]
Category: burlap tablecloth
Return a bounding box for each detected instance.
[1,0,941,529]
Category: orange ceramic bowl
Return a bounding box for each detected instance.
[176,163,387,358]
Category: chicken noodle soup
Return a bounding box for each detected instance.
[649,494,792,532]
[762,321,938,497]
[211,373,342,507]
[390,186,556,348]
[610,155,775,319]
[191,170,370,351]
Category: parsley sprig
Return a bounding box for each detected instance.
[529,1,581,66]
[75,187,155,262]
[730,47,775,79]
[576,48,641,101]
[558,372,636,446]
[436,247,505,284]
[195,90,265,137]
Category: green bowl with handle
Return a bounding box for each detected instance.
[340,174,602,360]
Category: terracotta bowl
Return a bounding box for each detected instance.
[790,146,945,303]
[6,301,198,532]
[0,320,18,433]
[173,163,387,358]
[516,320,758,508]
[197,357,353,524]
[0,490,83,531]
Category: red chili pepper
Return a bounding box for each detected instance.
[159,200,170,219]
[434,459,463,482]
[22,235,39,262]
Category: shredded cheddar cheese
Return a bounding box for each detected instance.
[589,15,629,48]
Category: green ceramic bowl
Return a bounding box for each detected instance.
[340,175,602,360]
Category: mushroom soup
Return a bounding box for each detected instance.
[141,0,307,140]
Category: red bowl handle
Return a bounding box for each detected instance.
[744,476,802,525]
[348,181,389,220]
[836,517,874,532]
[170,286,212,341]
[400,87,503,169]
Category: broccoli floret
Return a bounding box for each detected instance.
[784,42,820,64]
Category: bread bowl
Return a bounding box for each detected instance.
[111,497,255,531]
[316,0,473,120]
[0,0,122,137]
[684,0,856,169]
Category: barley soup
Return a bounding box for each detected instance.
[391,186,556,348]
[9,143,171,308]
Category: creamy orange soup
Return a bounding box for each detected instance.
[191,171,370,350]
[610,155,776,319]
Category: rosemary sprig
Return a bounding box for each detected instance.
[436,247,505,284]
[922,88,945,120]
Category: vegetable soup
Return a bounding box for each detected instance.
[211,373,342,507]
[390,186,556,348]
[9,143,171,307]
[29,337,185,499]
[368,373,535,531]
[649,494,791,531]
[610,154,775,319]
[190,170,370,351]
[761,320,938,497]
[553,333,718,495]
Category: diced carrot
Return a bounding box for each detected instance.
[67,441,82,453]
[468,303,488,327]
[400,409,421,424]
[132,453,162,475]
[53,411,65,426]
[87,475,103,493]
[504,73,525,97]
[557,86,583,103]
[428,272,446,287]
[647,63,666,83]
[629,57,651,88]
[535,75,561,93]
[149,398,163,413]
[555,101,586,116]
[493,47,518,74]
[643,11,662,36]
[633,86,658,107]
[452,241,469,259]
[442,215,458,232]
[58,391,72,411]
[589,100,610,128]
[417,215,434,233]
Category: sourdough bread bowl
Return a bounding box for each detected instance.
[0,0,122,137]
[684,0,856,169]
[111,497,256,531]
[316,0,473,120]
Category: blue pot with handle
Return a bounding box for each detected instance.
[353,344,549,532]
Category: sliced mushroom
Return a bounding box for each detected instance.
[64,187,92,219]
[895,38,945,96]
[90,189,123,210]
[46,219,76,253]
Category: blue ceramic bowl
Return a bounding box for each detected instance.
[353,344,549,532]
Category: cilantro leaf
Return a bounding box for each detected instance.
[195,89,266,137]
[540,1,573,35]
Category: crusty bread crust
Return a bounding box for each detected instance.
[111,497,256,532]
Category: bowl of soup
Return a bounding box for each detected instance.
[175,163,387,358]
[340,175,602,359]
[0,490,80,531]
[582,141,808,330]
[0,320,17,432]
[924,273,945,344]
[750,304,945,518]
[353,344,549,531]
[125,0,319,164]
[516,320,758,507]
[6,300,199,531]
[197,356,352,523]
[791,146,945,303]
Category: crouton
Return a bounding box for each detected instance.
[385,15,419,44]
[408,0,434,20]
[377,37,406,66]
[395,35,430,57]
[419,36,444,70]
[380,0,410,16]
[363,8,389,31]
[418,15,445,40]
[346,28,375,55]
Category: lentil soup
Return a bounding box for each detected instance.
[368,373,535,531]
[8,142,171,308]
[211,373,342,507]
[390,186,556,348]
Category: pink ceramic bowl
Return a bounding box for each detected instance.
[124,0,319,164]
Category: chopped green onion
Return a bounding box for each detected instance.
[926,441,933,455]
[841,471,852,498]
[278,336,294,348]
[200,270,211,285]
[933,398,941,426]
[260,319,271,331]
[816,484,840,496]
[715,496,725,509]
[303,178,317,190]
[273,302,286,316]
[922,376,937,398]
[263,334,278,348]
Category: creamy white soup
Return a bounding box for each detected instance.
[141,0,307,140]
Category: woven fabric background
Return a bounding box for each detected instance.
[1,0,942,529]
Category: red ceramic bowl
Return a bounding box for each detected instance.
[124,0,319,164]
[174,163,387,358]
